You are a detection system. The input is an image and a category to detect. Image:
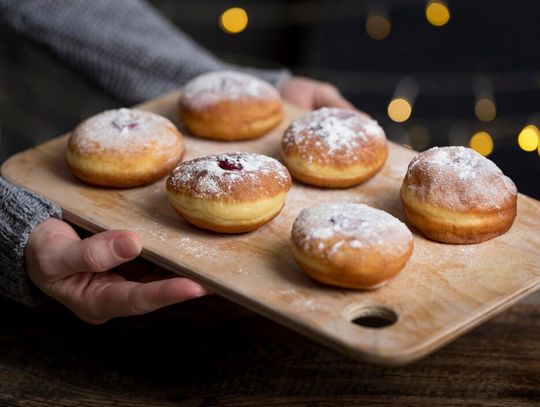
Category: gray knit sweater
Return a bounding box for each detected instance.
[0,0,290,305]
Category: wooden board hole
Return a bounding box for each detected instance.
[351,305,398,329]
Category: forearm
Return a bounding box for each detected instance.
[0,0,290,103]
[0,178,62,305]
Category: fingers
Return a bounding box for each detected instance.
[26,218,80,284]
[281,89,314,110]
[313,84,355,110]
[80,277,208,324]
[27,218,143,283]
[281,76,355,110]
[59,230,142,278]
[27,219,207,324]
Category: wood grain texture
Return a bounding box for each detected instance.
[2,91,540,365]
[1,293,539,406]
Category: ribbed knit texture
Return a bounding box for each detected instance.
[0,178,62,306]
[0,0,291,103]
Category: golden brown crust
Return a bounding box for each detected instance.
[291,203,414,289]
[180,98,283,141]
[400,185,517,244]
[282,145,388,188]
[400,146,518,244]
[291,241,412,289]
[281,108,388,187]
[166,153,292,233]
[170,200,286,234]
[66,108,184,188]
[66,148,183,188]
[179,71,284,140]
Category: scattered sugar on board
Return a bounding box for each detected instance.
[133,221,168,243]
[176,236,205,258]
[291,298,332,312]
[72,108,178,154]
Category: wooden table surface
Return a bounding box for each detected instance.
[2,286,539,406]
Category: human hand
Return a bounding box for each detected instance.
[281,76,355,110]
[25,218,208,324]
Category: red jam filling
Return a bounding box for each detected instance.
[112,119,138,132]
[218,158,243,170]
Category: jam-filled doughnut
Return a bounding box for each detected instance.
[179,71,284,141]
[400,146,518,244]
[166,152,292,233]
[66,108,184,188]
[291,202,413,289]
[281,107,388,187]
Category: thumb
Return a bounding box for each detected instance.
[60,230,142,276]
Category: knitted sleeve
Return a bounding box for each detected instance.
[0,178,62,306]
[0,0,291,103]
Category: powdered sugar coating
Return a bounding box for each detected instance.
[70,108,180,154]
[404,146,517,212]
[292,202,413,258]
[167,152,291,201]
[282,107,386,164]
[181,70,280,110]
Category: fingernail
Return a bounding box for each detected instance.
[113,235,140,259]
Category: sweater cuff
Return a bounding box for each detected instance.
[0,178,62,306]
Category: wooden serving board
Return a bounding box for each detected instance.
[3,91,540,365]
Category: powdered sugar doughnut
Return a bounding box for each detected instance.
[281,107,388,187]
[400,146,517,244]
[66,108,184,188]
[179,71,284,140]
[291,202,413,289]
[166,152,292,233]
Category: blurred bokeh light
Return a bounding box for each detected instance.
[470,131,494,156]
[219,7,248,34]
[388,98,412,123]
[474,97,496,122]
[425,0,451,27]
[366,12,391,40]
[518,125,540,152]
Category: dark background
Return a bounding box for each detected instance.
[0,0,538,198]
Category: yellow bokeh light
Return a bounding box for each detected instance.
[366,14,391,40]
[219,7,248,34]
[474,98,496,122]
[469,131,494,156]
[518,124,540,152]
[387,98,412,123]
[426,0,450,27]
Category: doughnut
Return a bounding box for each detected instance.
[281,107,388,187]
[179,70,284,140]
[66,108,184,188]
[291,202,413,289]
[400,146,517,244]
[166,152,292,233]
